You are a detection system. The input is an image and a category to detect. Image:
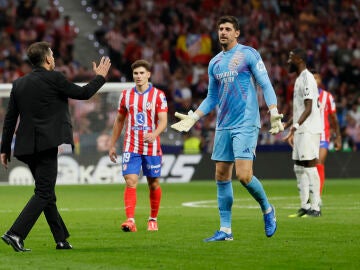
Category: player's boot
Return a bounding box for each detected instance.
[147,219,158,231]
[121,219,137,232]
[288,208,309,218]
[306,209,321,217]
[264,205,277,237]
[203,231,233,242]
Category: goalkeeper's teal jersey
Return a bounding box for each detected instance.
[198,43,277,130]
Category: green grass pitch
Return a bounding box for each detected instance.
[0,179,359,270]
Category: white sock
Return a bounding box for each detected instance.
[294,165,310,210]
[220,227,232,234]
[305,167,321,211]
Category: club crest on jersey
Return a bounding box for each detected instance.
[256,60,266,72]
[229,51,243,70]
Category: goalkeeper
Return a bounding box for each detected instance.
[171,15,283,242]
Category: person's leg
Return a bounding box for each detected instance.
[32,148,71,243]
[10,149,58,240]
[143,155,162,223]
[204,162,234,242]
[146,176,161,231]
[317,146,328,195]
[294,163,310,211]
[236,160,271,213]
[148,179,161,220]
[215,162,234,233]
[204,130,234,242]
[121,153,141,232]
[305,159,321,213]
[233,127,276,237]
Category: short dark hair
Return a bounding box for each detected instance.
[27,42,51,67]
[291,48,307,63]
[310,69,319,75]
[131,59,151,71]
[216,15,240,31]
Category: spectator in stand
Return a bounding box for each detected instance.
[45,0,60,22]
[16,0,36,24]
[56,15,78,63]
[151,52,170,90]
[104,23,127,72]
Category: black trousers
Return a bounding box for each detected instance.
[10,148,69,242]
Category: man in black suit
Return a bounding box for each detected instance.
[0,41,111,252]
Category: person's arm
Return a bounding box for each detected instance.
[108,113,126,163]
[0,88,19,168]
[144,111,168,143]
[171,63,217,132]
[249,50,283,135]
[57,56,111,100]
[283,99,312,146]
[329,112,342,150]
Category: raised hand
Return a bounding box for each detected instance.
[92,56,111,78]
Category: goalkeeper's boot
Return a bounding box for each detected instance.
[288,208,309,218]
[264,205,277,237]
[147,219,158,231]
[121,219,137,232]
[203,230,233,242]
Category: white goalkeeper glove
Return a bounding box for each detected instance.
[171,110,200,132]
[269,108,284,135]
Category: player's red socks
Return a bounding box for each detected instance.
[124,187,137,219]
[149,187,162,219]
[316,164,325,194]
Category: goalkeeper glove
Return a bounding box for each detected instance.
[269,107,284,135]
[171,110,200,132]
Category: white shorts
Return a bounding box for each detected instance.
[292,132,320,161]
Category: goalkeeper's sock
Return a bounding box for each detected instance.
[316,164,325,195]
[294,165,310,210]
[217,180,233,229]
[124,187,137,219]
[243,176,271,213]
[305,167,321,211]
[149,186,162,219]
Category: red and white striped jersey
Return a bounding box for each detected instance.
[318,88,336,142]
[118,85,168,156]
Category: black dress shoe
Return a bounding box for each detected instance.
[1,231,31,252]
[56,240,73,250]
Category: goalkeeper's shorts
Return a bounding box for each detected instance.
[211,126,259,162]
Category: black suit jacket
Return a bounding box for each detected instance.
[1,67,105,157]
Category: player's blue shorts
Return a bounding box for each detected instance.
[320,140,329,149]
[122,152,162,177]
[211,126,259,162]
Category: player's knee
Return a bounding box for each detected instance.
[236,171,252,184]
[294,164,304,174]
[147,177,160,190]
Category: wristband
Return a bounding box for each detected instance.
[293,123,300,130]
[189,110,200,121]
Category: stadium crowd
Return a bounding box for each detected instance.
[0,0,359,153]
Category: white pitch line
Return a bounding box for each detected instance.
[182,197,360,210]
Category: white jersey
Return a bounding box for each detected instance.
[293,69,322,134]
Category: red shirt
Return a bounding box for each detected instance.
[318,88,336,142]
[118,85,168,156]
